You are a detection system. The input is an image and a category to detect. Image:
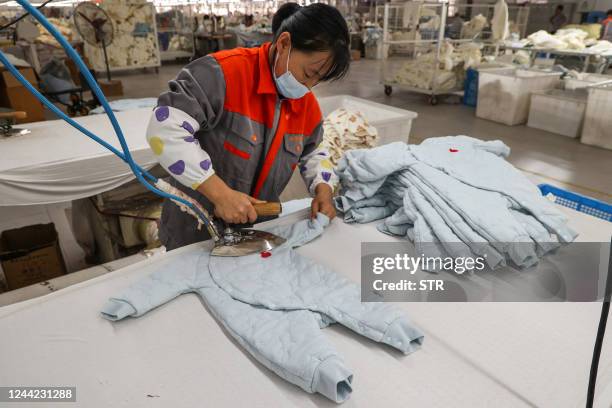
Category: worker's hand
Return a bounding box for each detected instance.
[311,183,336,220]
[213,190,264,224]
[197,175,264,224]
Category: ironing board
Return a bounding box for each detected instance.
[0,205,611,407]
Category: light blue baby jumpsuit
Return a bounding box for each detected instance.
[100,214,424,403]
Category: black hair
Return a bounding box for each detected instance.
[556,5,564,11]
[272,2,350,82]
[607,9,612,15]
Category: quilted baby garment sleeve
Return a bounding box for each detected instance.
[100,254,198,321]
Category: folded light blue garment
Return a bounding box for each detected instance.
[410,136,576,244]
[335,136,578,272]
[335,195,400,223]
[100,214,424,403]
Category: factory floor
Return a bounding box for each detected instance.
[117,59,612,203]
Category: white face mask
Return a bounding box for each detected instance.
[273,45,310,99]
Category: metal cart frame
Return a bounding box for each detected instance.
[381,1,465,105]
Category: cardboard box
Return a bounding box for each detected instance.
[0,66,37,89]
[0,223,66,291]
[0,67,46,123]
[351,49,361,61]
[98,79,123,97]
[0,87,46,123]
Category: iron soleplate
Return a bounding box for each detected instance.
[211,229,286,257]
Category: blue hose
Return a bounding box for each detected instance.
[1,0,213,229]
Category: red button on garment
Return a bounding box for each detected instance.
[260,251,272,258]
[449,148,459,153]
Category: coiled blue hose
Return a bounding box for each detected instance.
[1,0,213,229]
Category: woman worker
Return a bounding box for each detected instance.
[146,3,350,250]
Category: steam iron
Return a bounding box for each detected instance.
[210,202,286,257]
[0,110,30,138]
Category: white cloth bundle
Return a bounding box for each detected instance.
[525,29,601,51]
[587,40,612,54]
[462,14,488,39]
[491,0,509,41]
[393,41,482,91]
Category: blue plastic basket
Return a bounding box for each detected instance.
[585,11,606,23]
[539,184,612,222]
[462,67,478,107]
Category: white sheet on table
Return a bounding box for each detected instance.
[0,108,156,206]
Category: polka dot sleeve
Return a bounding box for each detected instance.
[146,105,214,190]
[299,144,339,196]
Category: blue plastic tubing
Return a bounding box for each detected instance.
[0,0,211,225]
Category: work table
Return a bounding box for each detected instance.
[0,205,611,407]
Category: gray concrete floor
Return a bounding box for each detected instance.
[114,59,612,203]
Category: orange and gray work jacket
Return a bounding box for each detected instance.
[146,42,336,249]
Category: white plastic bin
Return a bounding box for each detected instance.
[281,95,418,200]
[564,74,612,90]
[581,83,612,150]
[318,95,418,144]
[476,68,561,126]
[527,89,587,138]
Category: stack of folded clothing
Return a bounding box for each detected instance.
[335,136,578,273]
[321,108,378,165]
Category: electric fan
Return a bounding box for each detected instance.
[73,1,114,82]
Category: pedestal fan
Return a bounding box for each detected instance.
[73,1,114,82]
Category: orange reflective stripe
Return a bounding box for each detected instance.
[252,112,286,198]
[223,140,250,160]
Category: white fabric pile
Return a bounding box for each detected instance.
[461,14,488,39]
[526,30,577,49]
[549,28,588,49]
[513,50,531,65]
[557,28,599,49]
[491,0,510,41]
[454,42,484,69]
[587,40,612,54]
[393,41,482,91]
[321,108,378,165]
[394,60,457,91]
[168,35,190,51]
[519,29,612,54]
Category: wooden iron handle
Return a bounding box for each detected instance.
[0,111,27,120]
[253,202,282,217]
